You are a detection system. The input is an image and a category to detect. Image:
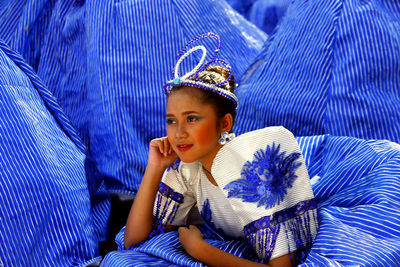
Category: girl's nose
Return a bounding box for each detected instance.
[175,124,188,138]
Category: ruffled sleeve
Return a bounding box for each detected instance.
[212,126,319,262]
[125,163,197,250]
[153,161,197,228]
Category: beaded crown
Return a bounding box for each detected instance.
[163,33,239,108]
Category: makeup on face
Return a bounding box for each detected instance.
[166,87,222,167]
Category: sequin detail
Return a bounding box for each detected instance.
[243,199,318,262]
[224,143,301,209]
[157,182,184,204]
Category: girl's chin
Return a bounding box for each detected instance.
[179,158,197,163]
[176,155,198,163]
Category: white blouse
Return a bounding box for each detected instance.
[153,126,319,261]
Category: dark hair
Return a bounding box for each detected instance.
[169,66,237,128]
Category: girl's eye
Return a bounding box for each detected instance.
[166,118,176,125]
[187,115,201,122]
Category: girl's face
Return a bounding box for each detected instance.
[166,87,222,168]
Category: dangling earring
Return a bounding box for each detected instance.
[219,131,235,145]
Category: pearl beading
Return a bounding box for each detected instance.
[163,32,238,108]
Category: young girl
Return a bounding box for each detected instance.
[123,33,318,266]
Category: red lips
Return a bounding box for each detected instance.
[177,144,193,152]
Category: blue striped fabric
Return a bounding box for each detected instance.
[234,0,400,143]
[0,0,57,71]
[102,226,256,267]
[0,39,100,266]
[297,135,400,266]
[0,3,110,238]
[0,37,85,153]
[3,1,400,266]
[102,134,400,266]
[35,0,267,199]
[226,0,292,34]
[0,0,266,245]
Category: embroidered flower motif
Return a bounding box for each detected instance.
[200,199,225,239]
[200,199,216,229]
[224,143,302,209]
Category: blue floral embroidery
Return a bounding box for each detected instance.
[200,199,225,239]
[167,159,181,172]
[224,143,301,209]
[200,199,216,229]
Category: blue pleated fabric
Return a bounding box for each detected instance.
[0,39,100,266]
[0,0,267,245]
[2,1,400,266]
[226,0,292,34]
[101,226,256,267]
[0,0,57,71]
[102,134,400,266]
[297,135,400,266]
[235,0,400,143]
[35,0,267,198]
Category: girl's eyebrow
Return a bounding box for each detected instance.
[166,111,200,117]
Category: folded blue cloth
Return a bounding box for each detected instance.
[235,0,400,143]
[0,39,100,266]
[101,134,400,266]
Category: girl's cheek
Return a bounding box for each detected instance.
[196,125,218,145]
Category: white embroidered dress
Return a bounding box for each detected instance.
[153,126,318,261]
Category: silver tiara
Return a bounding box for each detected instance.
[163,33,238,108]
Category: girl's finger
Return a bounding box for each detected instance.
[162,137,170,156]
[168,140,172,154]
[158,138,165,154]
[150,138,164,155]
[178,226,187,234]
[164,138,171,155]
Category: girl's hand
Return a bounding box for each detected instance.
[178,225,205,257]
[148,137,178,169]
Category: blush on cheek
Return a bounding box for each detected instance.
[196,124,218,146]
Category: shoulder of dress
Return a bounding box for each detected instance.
[160,161,201,197]
[235,126,293,142]
[215,126,297,160]
[211,126,311,220]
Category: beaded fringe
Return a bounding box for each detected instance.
[244,199,318,263]
[151,182,184,237]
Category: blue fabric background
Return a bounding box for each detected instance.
[0,39,100,266]
[235,0,400,143]
[1,0,400,265]
[35,0,267,197]
[226,0,292,34]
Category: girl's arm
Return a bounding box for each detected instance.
[124,137,177,249]
[179,225,294,267]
